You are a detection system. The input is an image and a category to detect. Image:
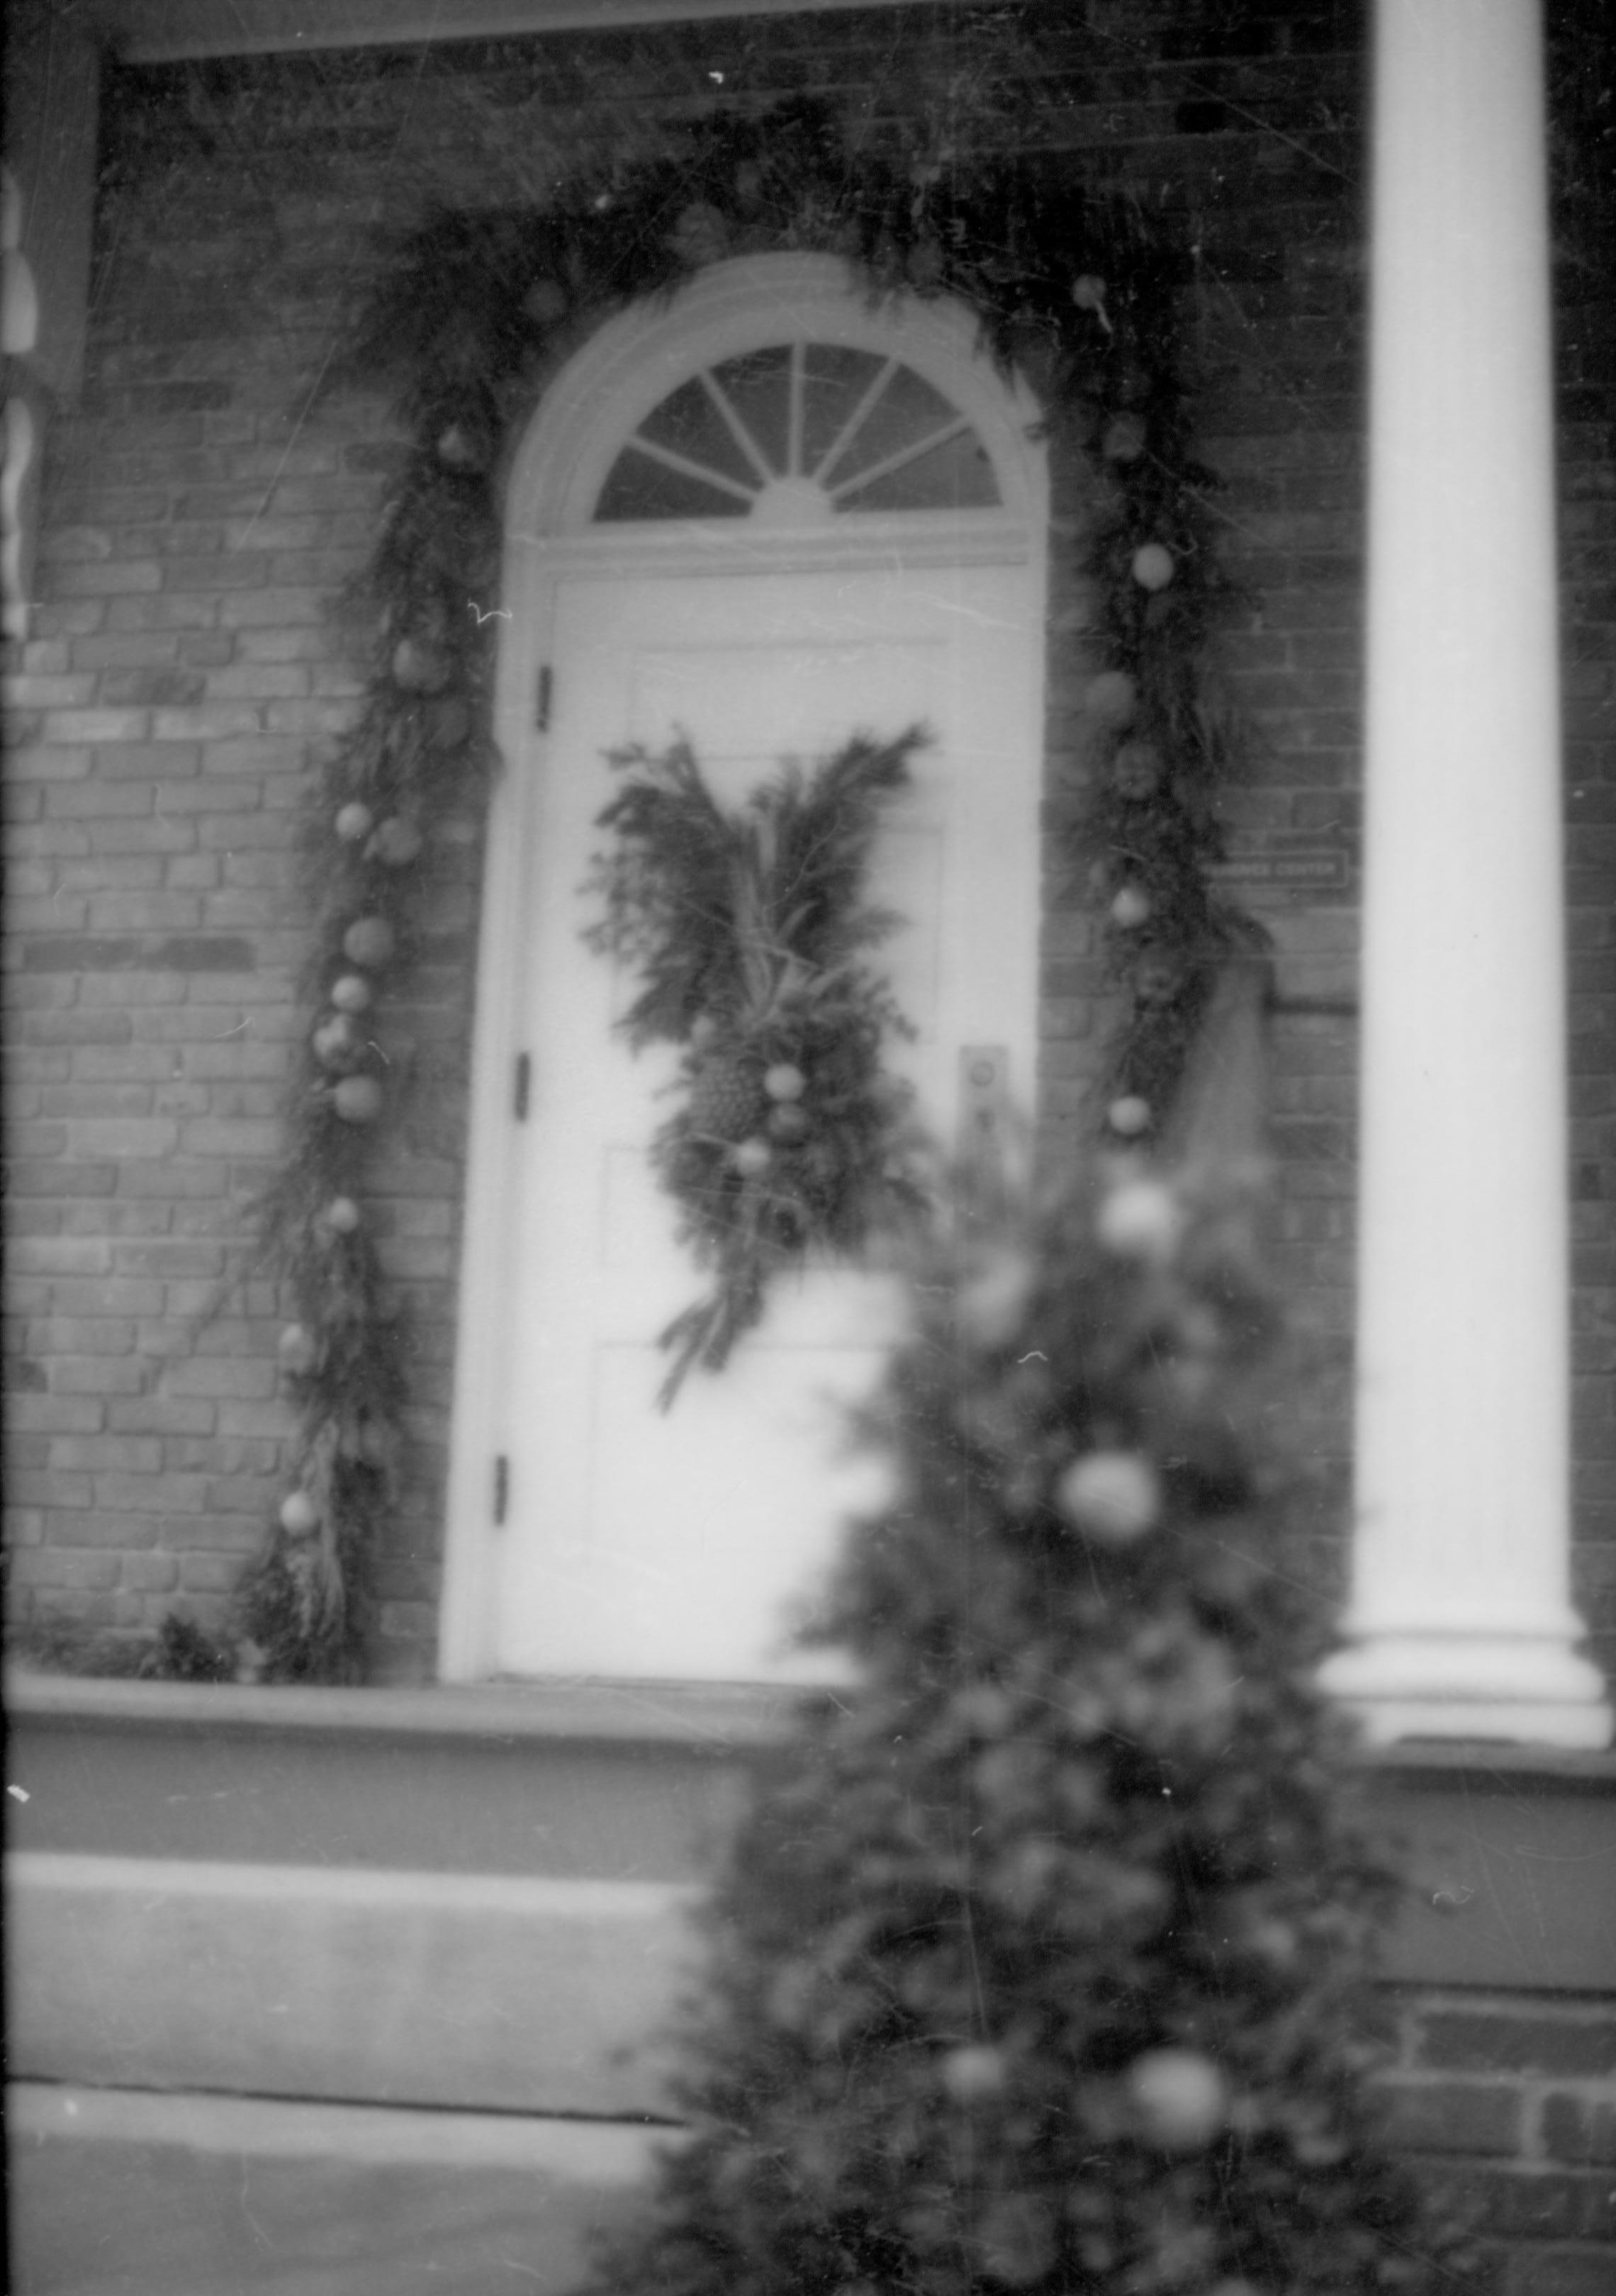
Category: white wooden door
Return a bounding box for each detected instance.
[488,557,1040,1679]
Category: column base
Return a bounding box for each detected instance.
[1318,1632,1612,1749]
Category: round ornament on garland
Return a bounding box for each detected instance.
[369,816,424,868]
[277,1323,318,1375]
[342,916,395,970]
[1106,1093,1153,1139]
[1102,410,1149,462]
[390,634,454,694]
[585,726,929,1404]
[332,1073,385,1125]
[279,1489,321,1541]
[1111,738,1163,799]
[1084,668,1139,729]
[330,974,373,1015]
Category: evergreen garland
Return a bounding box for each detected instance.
[585,728,928,1403]
[207,96,1257,1681]
[228,495,492,1682]
[589,1167,1471,2296]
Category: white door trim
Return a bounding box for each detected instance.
[440,256,1048,1682]
[503,253,1046,541]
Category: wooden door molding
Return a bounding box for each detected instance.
[441,257,1048,1682]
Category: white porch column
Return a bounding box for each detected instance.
[1319,0,1611,1745]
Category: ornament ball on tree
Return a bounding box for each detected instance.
[731,1137,773,1178]
[768,1102,811,1142]
[1094,1175,1185,1264]
[1055,1448,1161,1544]
[1131,541,1176,592]
[1138,539,1175,592]
[940,2042,1009,2105]
[1124,2047,1230,2153]
[954,1247,1037,1348]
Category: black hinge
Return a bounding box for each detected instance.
[536,664,553,731]
[493,1453,510,1525]
[513,1052,531,1120]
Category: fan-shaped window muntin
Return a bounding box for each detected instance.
[595,339,1001,526]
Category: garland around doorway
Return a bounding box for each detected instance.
[218,99,1256,1682]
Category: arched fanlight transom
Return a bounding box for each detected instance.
[595,340,1001,527]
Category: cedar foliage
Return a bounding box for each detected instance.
[593,1169,1470,2296]
[585,731,929,1400]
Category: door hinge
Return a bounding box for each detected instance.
[536,663,553,732]
[493,1453,510,1525]
[513,1052,531,1120]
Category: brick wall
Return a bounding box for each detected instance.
[1375,1989,1616,2296]
[3,4,1613,1691]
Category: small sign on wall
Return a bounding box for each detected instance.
[1207,841,1352,901]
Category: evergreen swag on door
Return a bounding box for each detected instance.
[585,726,929,1405]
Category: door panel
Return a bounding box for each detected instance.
[490,562,1038,1679]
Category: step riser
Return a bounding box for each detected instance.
[9,2084,668,2296]
[9,1853,701,2116]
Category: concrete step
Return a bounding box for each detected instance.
[5,1673,790,1881]
[8,1852,702,2115]
[13,1675,1616,1992]
[8,2081,665,2296]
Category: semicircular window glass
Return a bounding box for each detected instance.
[594,341,1001,526]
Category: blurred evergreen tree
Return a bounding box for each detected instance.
[595,1166,1470,2296]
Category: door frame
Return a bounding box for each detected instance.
[439,254,1050,1681]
